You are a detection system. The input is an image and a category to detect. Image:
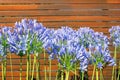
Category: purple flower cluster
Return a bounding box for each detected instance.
[7,19,46,56]
[44,26,115,71]
[88,32,116,68]
[76,27,115,69]
[109,26,120,47]
[0,19,116,72]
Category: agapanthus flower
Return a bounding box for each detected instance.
[76,27,95,48]
[0,27,11,61]
[8,28,29,56]
[88,32,116,69]
[76,27,115,69]
[109,26,120,47]
[7,19,45,56]
[44,26,89,72]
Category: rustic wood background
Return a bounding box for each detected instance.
[0,0,120,80]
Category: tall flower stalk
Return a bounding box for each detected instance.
[7,27,28,80]
[109,26,120,80]
[117,61,120,80]
[9,53,13,80]
[20,56,22,80]
[0,27,12,80]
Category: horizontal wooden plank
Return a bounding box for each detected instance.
[5,54,120,65]
[0,69,114,77]
[42,22,120,29]
[6,59,58,65]
[0,66,115,77]
[0,4,120,10]
[6,53,50,59]
[0,65,58,71]
[0,65,117,72]
[0,71,58,77]
[89,77,112,80]
[0,22,119,28]
[0,77,56,80]
[0,0,120,4]
[0,10,119,16]
[6,52,119,59]
[0,16,120,23]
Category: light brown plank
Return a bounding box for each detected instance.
[0,10,119,16]
[0,22,119,29]
[0,65,58,71]
[0,0,120,4]
[0,4,120,10]
[0,16,120,23]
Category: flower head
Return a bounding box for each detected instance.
[8,19,45,56]
[0,27,12,61]
[109,26,120,47]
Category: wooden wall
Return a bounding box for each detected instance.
[0,0,120,80]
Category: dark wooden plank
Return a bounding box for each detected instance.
[0,4,120,10]
[0,10,120,16]
[6,54,50,59]
[0,0,120,4]
[42,22,120,28]
[0,65,58,71]
[6,59,58,65]
[0,22,119,29]
[4,77,55,80]
[0,10,119,16]
[0,71,58,77]
[0,68,114,77]
[0,16,120,23]
[5,77,56,80]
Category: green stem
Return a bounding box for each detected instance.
[92,65,96,80]
[82,72,84,80]
[112,66,115,80]
[65,71,69,80]
[118,69,120,80]
[49,59,51,80]
[36,59,39,80]
[31,55,36,80]
[75,69,77,80]
[10,53,13,80]
[28,54,31,79]
[100,69,104,80]
[4,61,6,80]
[1,62,4,80]
[29,55,31,78]
[37,55,40,80]
[20,57,22,80]
[55,71,58,80]
[114,47,117,80]
[44,49,46,65]
[61,70,64,80]
[45,67,47,80]
[44,49,47,80]
[117,61,120,80]
[96,69,98,80]
[75,63,77,80]
[112,47,117,80]
[115,66,117,80]
[26,53,29,80]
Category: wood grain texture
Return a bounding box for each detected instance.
[0,10,119,16]
[0,16,120,22]
[0,4,120,10]
[0,0,119,80]
[0,0,120,3]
